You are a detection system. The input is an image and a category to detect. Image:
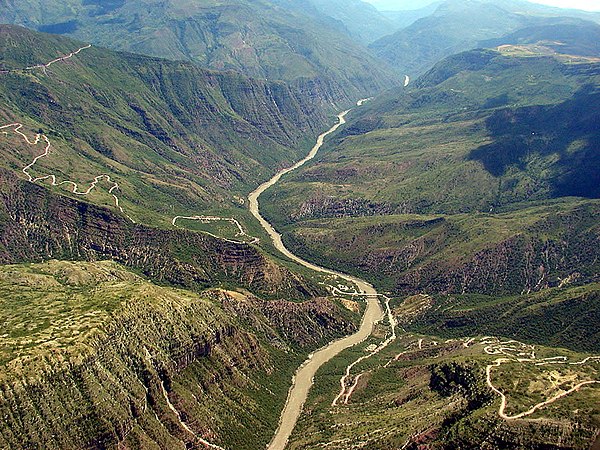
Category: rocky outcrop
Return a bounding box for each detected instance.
[395,220,600,296]
[291,195,394,221]
[283,204,600,297]
[215,290,357,349]
[0,288,263,449]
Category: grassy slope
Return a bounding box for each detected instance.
[0,0,397,101]
[410,283,600,352]
[264,200,599,292]
[287,323,600,449]
[263,50,600,221]
[284,269,600,449]
[0,259,285,449]
[261,50,600,296]
[0,25,360,295]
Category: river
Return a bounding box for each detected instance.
[247,104,384,450]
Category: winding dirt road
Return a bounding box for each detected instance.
[0,44,91,75]
[172,215,260,244]
[476,338,600,420]
[332,295,397,406]
[248,103,384,450]
[1,122,134,222]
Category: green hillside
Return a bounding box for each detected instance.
[286,317,600,449]
[263,50,600,221]
[0,0,397,102]
[0,25,337,229]
[481,19,600,57]
[260,47,600,322]
[0,260,356,449]
[258,24,600,450]
[410,282,600,352]
[1,6,599,450]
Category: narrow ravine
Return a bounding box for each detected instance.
[248,103,384,450]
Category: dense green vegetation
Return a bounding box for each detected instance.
[0,166,335,301]
[261,43,600,348]
[0,0,397,102]
[0,25,335,229]
[262,200,600,297]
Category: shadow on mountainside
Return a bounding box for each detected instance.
[469,86,600,199]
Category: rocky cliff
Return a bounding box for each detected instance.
[394,205,600,296]
[279,202,600,298]
[0,168,319,299]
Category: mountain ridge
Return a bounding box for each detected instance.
[0,24,340,230]
[0,0,398,102]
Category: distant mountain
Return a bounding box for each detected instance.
[308,0,400,44]
[0,0,397,103]
[480,18,600,57]
[299,0,440,45]
[370,0,600,76]
[379,2,443,30]
[366,0,439,11]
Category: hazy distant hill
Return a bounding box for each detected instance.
[370,0,600,76]
[379,2,443,30]
[308,0,399,43]
[366,0,438,10]
[481,18,600,57]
